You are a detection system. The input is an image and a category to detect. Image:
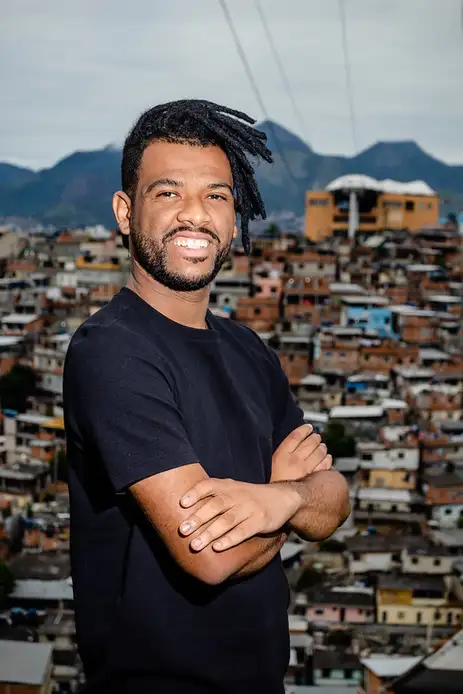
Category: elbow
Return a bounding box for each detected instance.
[180,553,230,587]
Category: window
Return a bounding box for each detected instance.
[405,200,415,211]
[398,452,404,459]
[384,200,402,209]
[309,198,329,207]
[340,352,346,360]
[411,557,419,565]
[434,610,441,620]
[447,612,453,625]
[398,611,405,620]
[445,508,453,515]
[364,354,370,361]
[358,609,363,615]
[382,611,387,622]
[416,612,422,624]
[433,559,441,567]
[254,307,261,315]
[362,453,373,461]
[315,608,324,615]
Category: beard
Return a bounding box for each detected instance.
[129,219,232,292]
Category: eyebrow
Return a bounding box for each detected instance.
[143,179,234,196]
[144,178,183,196]
[207,182,234,195]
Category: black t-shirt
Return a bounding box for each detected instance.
[64,287,304,694]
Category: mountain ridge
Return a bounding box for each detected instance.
[0,121,461,228]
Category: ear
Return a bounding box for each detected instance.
[113,191,131,242]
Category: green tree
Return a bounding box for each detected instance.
[296,566,325,592]
[0,364,37,413]
[323,421,356,460]
[0,562,15,602]
[265,223,280,238]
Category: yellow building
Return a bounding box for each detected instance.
[305,175,439,242]
[377,575,463,628]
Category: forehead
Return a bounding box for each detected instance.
[138,141,233,185]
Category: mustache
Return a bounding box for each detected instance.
[163,226,220,244]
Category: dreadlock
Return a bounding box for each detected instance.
[121,99,273,254]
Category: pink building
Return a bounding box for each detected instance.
[306,588,375,624]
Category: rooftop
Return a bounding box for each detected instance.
[361,655,422,679]
[1,313,39,324]
[0,639,52,685]
[330,405,384,419]
[326,175,435,196]
[340,295,389,306]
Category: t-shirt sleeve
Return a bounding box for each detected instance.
[64,337,199,493]
[267,346,305,452]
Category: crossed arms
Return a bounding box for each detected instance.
[131,424,351,586]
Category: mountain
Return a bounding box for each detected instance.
[0,124,462,228]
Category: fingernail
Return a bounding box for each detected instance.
[213,541,223,550]
[180,522,191,534]
[181,495,191,506]
[191,538,202,549]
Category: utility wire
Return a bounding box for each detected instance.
[254,0,308,142]
[338,0,358,153]
[217,0,299,187]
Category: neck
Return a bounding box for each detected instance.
[127,261,210,330]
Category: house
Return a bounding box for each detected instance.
[360,655,421,694]
[425,471,463,529]
[311,650,362,688]
[344,373,390,407]
[401,546,455,575]
[0,640,53,694]
[305,586,375,625]
[345,535,427,574]
[339,295,391,337]
[1,313,43,336]
[392,627,463,694]
[389,306,441,345]
[357,440,419,490]
[235,296,279,331]
[329,406,386,437]
[376,574,463,628]
[359,341,419,374]
[408,383,462,423]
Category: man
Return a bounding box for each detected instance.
[64,99,350,694]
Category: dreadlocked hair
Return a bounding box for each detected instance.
[121,99,273,254]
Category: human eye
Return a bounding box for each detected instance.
[157,191,178,198]
[207,193,227,201]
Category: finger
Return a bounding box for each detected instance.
[301,443,328,474]
[189,506,251,551]
[180,478,222,508]
[211,518,259,552]
[179,494,231,536]
[313,454,333,472]
[296,433,323,458]
[275,424,313,455]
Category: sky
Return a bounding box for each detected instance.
[1,0,462,170]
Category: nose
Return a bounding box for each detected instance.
[177,194,212,228]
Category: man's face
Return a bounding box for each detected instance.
[127,141,237,292]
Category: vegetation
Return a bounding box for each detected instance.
[296,566,325,592]
[0,562,15,602]
[323,421,356,460]
[0,364,36,413]
[319,538,347,553]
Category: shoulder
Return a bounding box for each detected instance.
[64,292,168,380]
[210,314,280,370]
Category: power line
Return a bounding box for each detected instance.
[254,0,308,142]
[338,0,358,153]
[217,0,299,186]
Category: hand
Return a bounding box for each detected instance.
[178,478,301,553]
[271,424,332,482]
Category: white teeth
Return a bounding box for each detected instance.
[173,238,210,249]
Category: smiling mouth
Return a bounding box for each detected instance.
[172,237,211,250]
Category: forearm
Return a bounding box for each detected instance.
[231,531,288,579]
[275,470,350,541]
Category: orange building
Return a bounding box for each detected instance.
[305,175,439,242]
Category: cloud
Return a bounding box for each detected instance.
[1,0,462,169]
